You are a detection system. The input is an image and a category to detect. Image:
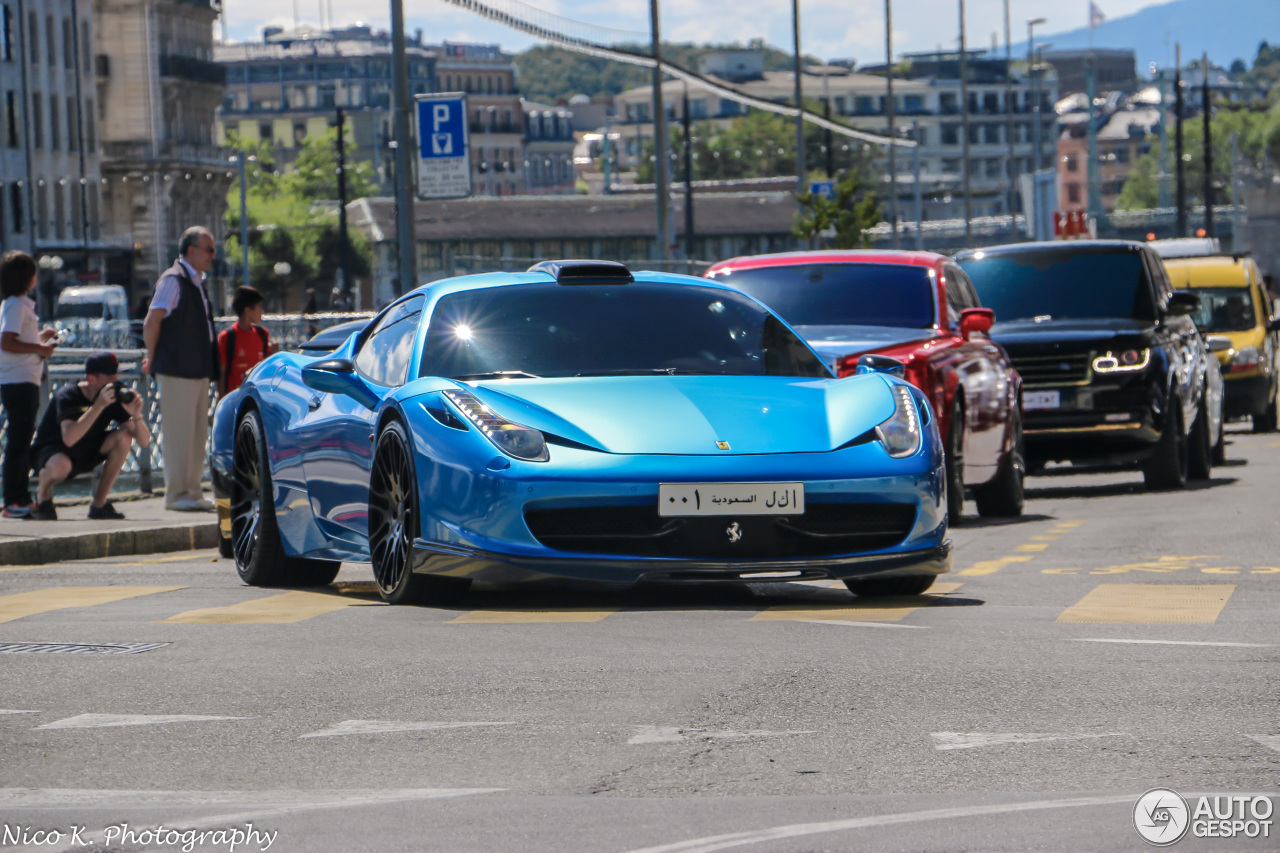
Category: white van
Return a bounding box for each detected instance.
[55,285,129,322]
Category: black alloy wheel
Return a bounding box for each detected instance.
[230,411,340,587]
[368,419,470,606]
[1142,397,1188,490]
[1188,398,1214,481]
[1253,380,1279,433]
[975,409,1025,517]
[845,574,936,597]
[944,398,966,525]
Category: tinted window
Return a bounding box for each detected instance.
[958,249,1156,322]
[420,283,830,379]
[1187,288,1256,333]
[709,263,935,329]
[355,296,423,386]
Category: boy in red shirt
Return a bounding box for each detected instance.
[218,286,277,397]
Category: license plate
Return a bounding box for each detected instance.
[1024,390,1061,410]
[659,483,805,517]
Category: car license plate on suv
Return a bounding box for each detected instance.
[659,483,805,516]
[1024,390,1061,410]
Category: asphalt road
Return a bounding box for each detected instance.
[1,426,1278,853]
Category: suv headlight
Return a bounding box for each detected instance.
[1092,348,1150,373]
[443,388,549,462]
[875,384,923,459]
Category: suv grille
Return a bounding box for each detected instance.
[524,502,917,559]
[1011,352,1092,386]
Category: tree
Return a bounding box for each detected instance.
[285,129,378,201]
[1115,145,1160,210]
[794,163,883,249]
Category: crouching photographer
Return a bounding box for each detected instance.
[29,352,150,520]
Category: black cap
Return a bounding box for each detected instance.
[85,352,119,376]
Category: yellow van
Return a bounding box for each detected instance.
[1164,255,1279,431]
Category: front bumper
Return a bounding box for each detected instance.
[410,538,953,585]
[1022,378,1164,465]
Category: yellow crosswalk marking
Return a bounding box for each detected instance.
[958,555,1032,576]
[450,609,614,623]
[160,589,373,624]
[1015,543,1049,552]
[1057,584,1236,624]
[751,582,963,623]
[0,586,185,623]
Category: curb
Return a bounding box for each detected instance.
[0,523,220,566]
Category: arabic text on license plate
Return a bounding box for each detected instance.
[658,483,805,517]
[1024,390,1061,410]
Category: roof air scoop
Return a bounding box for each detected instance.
[528,259,634,285]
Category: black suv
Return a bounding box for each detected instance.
[955,240,1221,489]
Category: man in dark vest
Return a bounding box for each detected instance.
[142,226,219,511]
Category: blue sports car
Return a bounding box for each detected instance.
[211,261,950,606]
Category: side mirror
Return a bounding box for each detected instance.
[1269,317,1280,333]
[959,307,995,340]
[1205,335,1233,354]
[855,354,906,378]
[301,358,380,409]
[1167,291,1200,316]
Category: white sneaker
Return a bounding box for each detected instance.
[193,498,216,511]
[169,498,216,512]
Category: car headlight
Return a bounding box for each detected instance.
[1092,348,1150,373]
[875,384,923,459]
[1228,346,1260,373]
[443,388,549,462]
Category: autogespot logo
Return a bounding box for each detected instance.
[1134,788,1191,846]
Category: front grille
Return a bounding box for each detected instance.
[1011,352,1092,386]
[524,502,917,559]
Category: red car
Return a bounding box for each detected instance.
[705,250,1024,521]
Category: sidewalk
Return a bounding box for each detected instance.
[0,495,220,565]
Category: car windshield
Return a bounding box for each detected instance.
[420,282,831,379]
[56,303,106,320]
[958,249,1156,322]
[711,263,935,328]
[1187,287,1256,333]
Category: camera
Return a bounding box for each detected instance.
[111,380,135,405]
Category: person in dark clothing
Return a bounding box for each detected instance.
[29,352,150,520]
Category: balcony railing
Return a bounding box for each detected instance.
[158,54,226,86]
[102,141,233,167]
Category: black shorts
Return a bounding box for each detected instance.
[32,433,118,480]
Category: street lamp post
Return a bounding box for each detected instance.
[230,153,254,290]
[649,0,670,261]
[886,0,898,248]
[1027,17,1047,235]
[792,0,805,196]
[959,0,971,244]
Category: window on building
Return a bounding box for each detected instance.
[65,96,75,151]
[983,124,1000,144]
[258,122,271,141]
[87,183,98,239]
[35,183,45,238]
[939,92,958,114]
[61,17,70,69]
[83,100,93,151]
[30,93,40,148]
[80,20,88,70]
[45,14,53,66]
[1066,183,1080,203]
[27,11,36,63]
[2,6,12,62]
[1066,155,1078,172]
[10,183,21,233]
[985,159,1001,178]
[1116,146,1130,164]
[914,126,928,146]
[48,94,57,149]
[70,181,81,238]
[5,90,16,147]
[688,98,707,119]
[904,94,924,112]
[967,124,980,144]
[941,123,958,145]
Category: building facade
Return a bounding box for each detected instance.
[95,0,232,293]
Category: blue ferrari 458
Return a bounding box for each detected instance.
[210,260,951,606]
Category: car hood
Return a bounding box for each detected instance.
[794,325,940,368]
[990,317,1156,349]
[450,375,897,456]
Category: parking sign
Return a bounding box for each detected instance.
[415,93,472,199]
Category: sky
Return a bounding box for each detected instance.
[219,0,1167,62]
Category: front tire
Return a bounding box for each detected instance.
[845,574,936,597]
[1142,398,1188,490]
[1252,381,1278,433]
[230,411,341,587]
[1188,398,1213,481]
[369,419,470,606]
[975,410,1025,517]
[944,398,966,525]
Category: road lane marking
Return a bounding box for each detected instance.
[1015,543,1049,552]
[36,714,249,730]
[750,582,962,623]
[931,732,1126,750]
[1072,638,1270,648]
[450,609,615,623]
[159,589,372,623]
[113,550,220,566]
[0,787,505,853]
[958,555,1032,576]
[0,709,39,715]
[1249,735,1280,753]
[0,586,185,623]
[1056,584,1236,624]
[622,794,1137,853]
[1029,535,1059,541]
[629,726,815,745]
[299,720,514,739]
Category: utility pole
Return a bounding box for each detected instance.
[1086,54,1102,216]
[1003,0,1016,229]
[1202,52,1214,238]
[912,120,924,250]
[237,153,250,290]
[649,0,670,261]
[391,0,416,296]
[792,0,806,195]
[335,106,351,300]
[959,0,972,244]
[682,92,695,265]
[1175,43,1186,238]
[886,0,899,248]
